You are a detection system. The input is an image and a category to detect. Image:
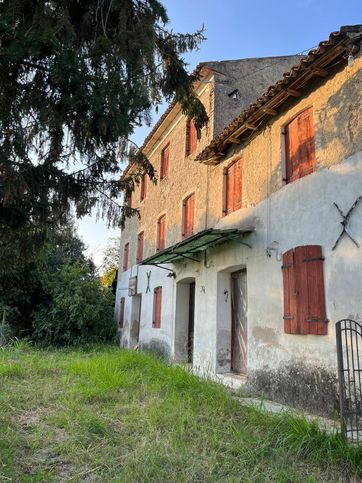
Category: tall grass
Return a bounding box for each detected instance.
[0,345,360,482]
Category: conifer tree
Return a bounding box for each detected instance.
[0,0,207,251]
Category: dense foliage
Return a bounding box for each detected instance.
[0,0,208,258]
[0,224,116,345]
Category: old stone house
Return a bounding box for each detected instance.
[115,26,362,417]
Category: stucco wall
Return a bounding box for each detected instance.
[207,55,362,226]
[115,55,362,417]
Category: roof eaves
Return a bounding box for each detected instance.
[196,26,362,164]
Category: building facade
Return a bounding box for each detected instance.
[115,26,362,417]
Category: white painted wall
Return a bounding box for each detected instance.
[115,151,362,414]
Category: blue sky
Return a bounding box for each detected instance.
[78,0,362,266]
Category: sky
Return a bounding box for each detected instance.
[77,0,362,266]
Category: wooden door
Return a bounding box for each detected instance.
[188,282,195,363]
[231,270,248,374]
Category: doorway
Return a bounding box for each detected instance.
[130,295,142,348]
[230,270,247,374]
[175,278,196,364]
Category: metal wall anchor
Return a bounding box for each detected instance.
[332,196,361,250]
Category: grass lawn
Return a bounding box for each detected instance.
[0,343,361,482]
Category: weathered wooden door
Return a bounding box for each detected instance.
[188,282,195,363]
[231,270,248,374]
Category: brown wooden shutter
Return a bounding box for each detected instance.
[140,173,147,201]
[136,232,144,264]
[161,144,170,179]
[119,297,125,328]
[157,215,166,251]
[282,246,328,335]
[226,164,234,214]
[153,287,162,328]
[190,121,197,154]
[297,245,328,335]
[187,193,194,236]
[282,249,297,334]
[285,108,315,184]
[126,193,132,208]
[123,243,129,272]
[185,120,191,156]
[234,158,242,210]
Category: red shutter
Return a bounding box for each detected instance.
[190,121,197,154]
[185,120,191,156]
[153,287,162,328]
[282,246,327,335]
[161,145,170,179]
[119,297,125,328]
[282,249,297,334]
[297,245,328,335]
[285,108,315,184]
[123,243,129,272]
[234,159,242,210]
[136,232,144,263]
[226,164,234,214]
[187,194,194,237]
[140,173,147,201]
[157,215,166,251]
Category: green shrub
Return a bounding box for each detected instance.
[32,262,116,346]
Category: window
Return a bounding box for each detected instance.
[160,144,170,179]
[122,243,129,272]
[224,158,242,215]
[140,173,147,201]
[182,193,195,239]
[153,287,162,328]
[136,232,144,264]
[157,215,166,251]
[282,245,328,335]
[285,107,316,184]
[185,119,198,156]
[126,193,132,208]
[119,297,125,328]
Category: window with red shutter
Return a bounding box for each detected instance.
[285,107,316,184]
[122,243,129,272]
[119,297,125,328]
[282,245,328,335]
[140,173,147,201]
[157,215,166,251]
[185,120,198,156]
[224,158,242,215]
[182,193,195,239]
[160,144,170,179]
[153,287,162,328]
[136,232,144,264]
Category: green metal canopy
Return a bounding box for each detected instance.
[141,228,254,265]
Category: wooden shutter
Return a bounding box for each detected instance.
[282,249,297,334]
[296,245,328,335]
[234,159,242,210]
[119,297,125,328]
[140,173,147,201]
[161,145,170,179]
[285,108,316,184]
[182,194,194,238]
[153,287,162,328]
[224,159,242,215]
[126,193,132,208]
[157,215,166,251]
[190,121,197,154]
[282,246,327,335]
[185,120,191,156]
[136,232,144,263]
[123,243,129,272]
[187,193,194,237]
